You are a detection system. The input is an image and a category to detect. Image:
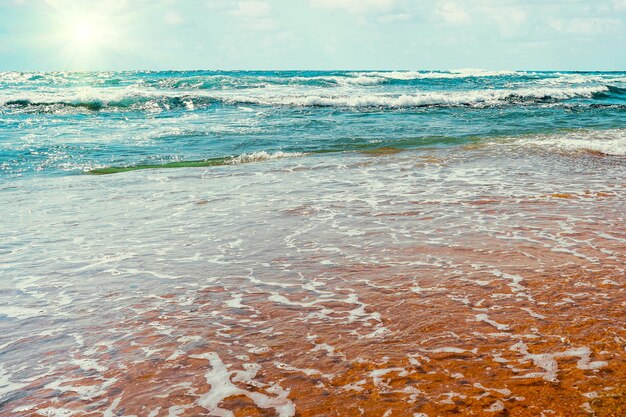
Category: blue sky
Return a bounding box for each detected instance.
[0,0,625,71]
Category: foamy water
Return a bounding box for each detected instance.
[1,139,624,415]
[1,70,625,415]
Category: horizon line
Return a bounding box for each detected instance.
[1,68,625,73]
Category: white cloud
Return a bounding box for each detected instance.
[164,10,184,26]
[230,1,274,31]
[548,17,622,35]
[436,1,471,24]
[232,0,271,18]
[478,3,527,37]
[310,0,397,14]
[614,0,626,10]
[377,12,411,23]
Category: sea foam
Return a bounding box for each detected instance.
[223,86,609,108]
[519,129,626,156]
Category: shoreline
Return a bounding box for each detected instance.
[1,145,624,416]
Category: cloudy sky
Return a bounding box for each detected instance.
[1,0,625,71]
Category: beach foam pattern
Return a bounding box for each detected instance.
[1,141,624,416]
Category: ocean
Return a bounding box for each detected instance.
[1,70,625,416]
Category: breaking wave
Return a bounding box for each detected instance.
[1,85,618,113]
[224,86,611,108]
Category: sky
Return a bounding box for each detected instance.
[0,0,625,71]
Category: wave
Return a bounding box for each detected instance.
[284,70,525,86]
[355,69,524,80]
[147,70,530,88]
[85,128,626,177]
[604,85,626,95]
[86,151,307,175]
[228,151,306,164]
[223,86,611,108]
[17,127,625,177]
[4,71,626,94]
[2,85,616,113]
[533,72,626,87]
[517,129,626,156]
[1,89,208,113]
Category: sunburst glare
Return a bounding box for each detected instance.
[49,6,125,69]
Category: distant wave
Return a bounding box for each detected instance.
[537,73,626,86]
[3,70,626,93]
[355,69,524,80]
[1,85,617,113]
[224,86,611,108]
[1,89,204,113]
[127,70,626,89]
[0,69,527,86]
[285,70,528,86]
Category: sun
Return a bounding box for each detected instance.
[66,13,109,51]
[72,21,97,46]
[48,6,125,69]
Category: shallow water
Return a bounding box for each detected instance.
[1,71,625,416]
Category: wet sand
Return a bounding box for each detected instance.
[0,144,624,416]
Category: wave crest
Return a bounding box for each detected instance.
[1,85,617,113]
[228,151,306,164]
[224,86,610,108]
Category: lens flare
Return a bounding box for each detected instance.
[47,3,127,70]
[65,13,109,51]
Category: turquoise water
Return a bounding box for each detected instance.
[1,70,625,178]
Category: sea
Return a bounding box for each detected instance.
[1,70,625,416]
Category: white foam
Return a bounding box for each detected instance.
[491,269,533,301]
[71,358,107,373]
[362,325,392,339]
[141,346,163,357]
[148,407,161,417]
[190,352,295,417]
[102,396,122,417]
[291,74,386,85]
[167,405,192,417]
[357,69,522,80]
[537,72,626,86]
[0,305,45,320]
[44,376,117,401]
[476,314,510,331]
[369,367,409,388]
[224,86,606,108]
[426,347,477,354]
[595,232,626,243]
[268,293,321,307]
[228,151,306,165]
[473,382,512,396]
[274,362,324,377]
[510,341,607,382]
[521,307,546,319]
[517,128,626,156]
[224,293,245,308]
[341,379,366,392]
[35,408,78,417]
[167,350,185,361]
[486,400,505,412]
[0,364,28,401]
